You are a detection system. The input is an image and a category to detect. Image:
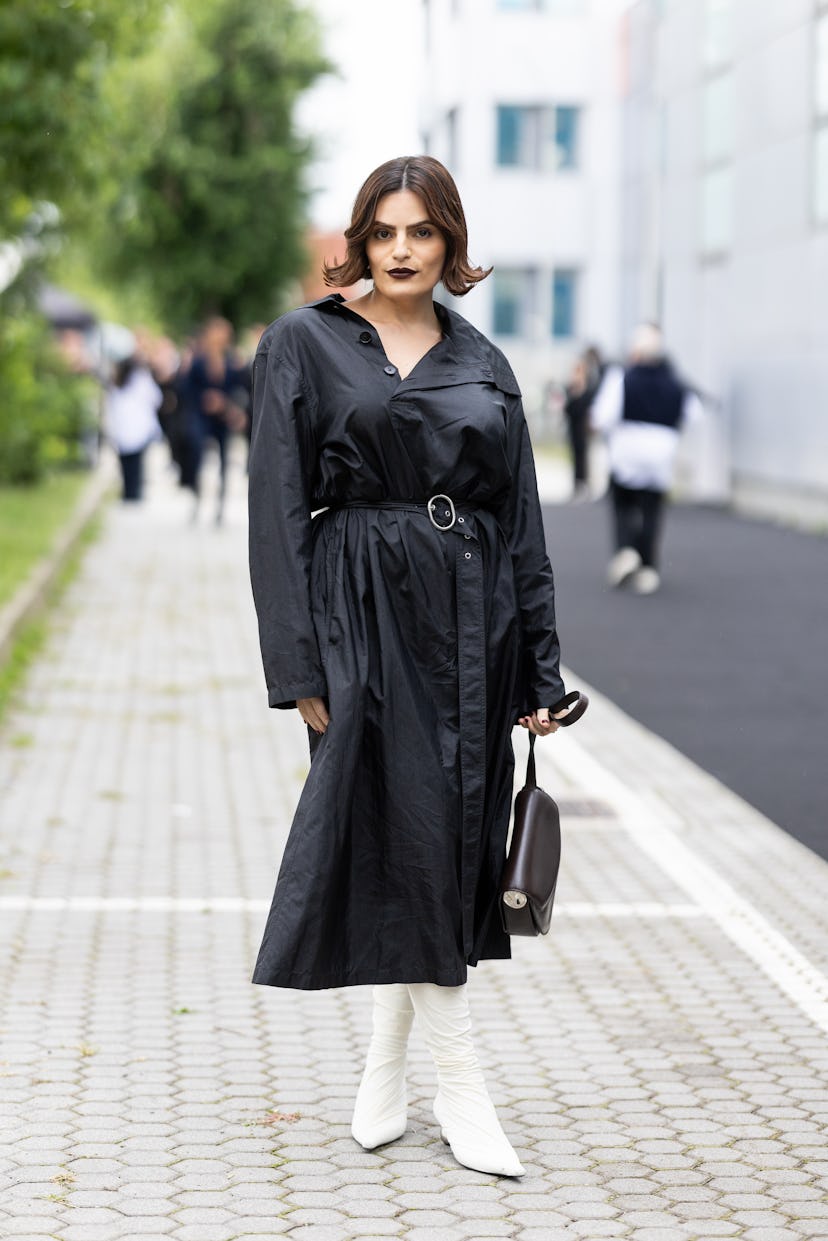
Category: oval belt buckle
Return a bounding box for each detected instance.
[428,493,456,531]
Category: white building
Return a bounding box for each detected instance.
[622,0,828,518]
[420,0,629,420]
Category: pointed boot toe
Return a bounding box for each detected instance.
[433,1088,524,1177]
[351,1108,407,1151]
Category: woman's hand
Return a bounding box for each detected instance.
[297,696,329,735]
[518,706,569,736]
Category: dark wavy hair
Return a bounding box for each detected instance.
[323,156,492,297]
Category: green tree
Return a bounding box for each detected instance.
[0,0,159,238]
[98,0,329,332]
[0,307,97,484]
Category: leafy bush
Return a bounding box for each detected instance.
[0,311,97,485]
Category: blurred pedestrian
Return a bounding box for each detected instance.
[137,332,187,481]
[562,343,604,500]
[591,323,702,594]
[104,350,163,502]
[185,317,251,523]
[247,155,576,1178]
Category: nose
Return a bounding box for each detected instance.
[391,231,411,260]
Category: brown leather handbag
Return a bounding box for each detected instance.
[499,691,589,936]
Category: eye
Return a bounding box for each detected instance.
[373,228,391,239]
[415,227,432,238]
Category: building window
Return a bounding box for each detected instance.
[493,268,534,336]
[551,269,578,338]
[554,105,580,169]
[497,106,532,167]
[496,104,581,169]
[701,166,733,254]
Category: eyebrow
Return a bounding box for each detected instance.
[372,219,435,230]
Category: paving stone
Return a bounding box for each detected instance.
[109,1222,178,1235]
[565,1225,630,1238]
[0,1220,69,1237]
[3,451,828,1241]
[225,1229,294,1239]
[453,1223,514,1238]
[402,1230,464,1241]
[740,1231,802,1241]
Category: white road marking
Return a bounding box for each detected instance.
[0,896,704,917]
[546,729,828,1034]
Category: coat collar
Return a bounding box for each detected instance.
[308,293,522,397]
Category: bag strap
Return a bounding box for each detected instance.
[549,690,589,727]
[526,733,538,789]
[524,690,590,789]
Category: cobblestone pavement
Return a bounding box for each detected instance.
[1,445,827,1241]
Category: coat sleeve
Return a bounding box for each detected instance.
[248,345,327,710]
[493,395,566,719]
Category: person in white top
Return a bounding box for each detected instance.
[590,324,703,594]
[104,355,163,501]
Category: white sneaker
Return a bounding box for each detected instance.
[632,567,661,594]
[607,546,642,588]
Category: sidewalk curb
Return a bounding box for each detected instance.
[0,457,116,666]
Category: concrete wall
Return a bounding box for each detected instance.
[421,0,628,418]
[622,0,828,512]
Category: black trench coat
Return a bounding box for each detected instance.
[248,294,565,990]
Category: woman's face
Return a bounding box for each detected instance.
[364,190,447,300]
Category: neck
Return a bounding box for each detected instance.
[360,288,440,329]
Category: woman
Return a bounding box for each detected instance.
[248,156,572,1177]
[563,344,604,500]
[185,316,251,522]
[104,351,162,501]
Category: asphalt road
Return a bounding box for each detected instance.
[543,497,828,860]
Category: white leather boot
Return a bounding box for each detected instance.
[407,982,525,1177]
[351,983,414,1150]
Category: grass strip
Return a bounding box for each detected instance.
[0,515,102,724]
[0,472,90,610]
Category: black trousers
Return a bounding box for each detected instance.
[119,450,144,501]
[610,478,666,568]
[565,410,589,485]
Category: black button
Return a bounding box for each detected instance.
[358,330,372,344]
[384,364,396,375]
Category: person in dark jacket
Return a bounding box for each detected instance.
[592,323,703,593]
[185,317,251,523]
[247,156,576,1177]
[562,344,604,499]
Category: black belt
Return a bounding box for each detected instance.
[332,494,479,532]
